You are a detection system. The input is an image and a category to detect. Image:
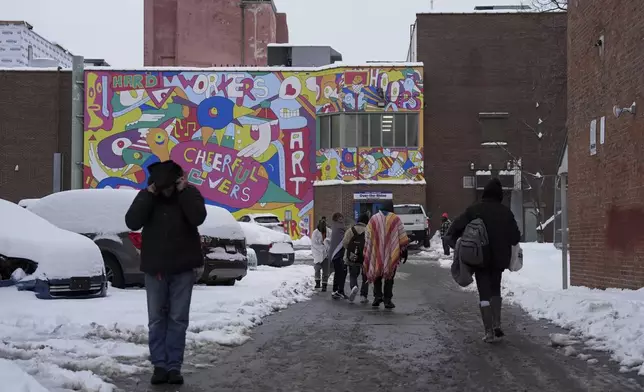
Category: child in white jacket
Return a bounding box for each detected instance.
[311,220,331,291]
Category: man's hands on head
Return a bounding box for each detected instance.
[147,183,157,195]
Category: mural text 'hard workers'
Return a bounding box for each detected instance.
[83,66,424,239]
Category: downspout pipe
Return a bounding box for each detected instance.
[240,1,246,64]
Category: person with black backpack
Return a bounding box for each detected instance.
[445,178,521,343]
[342,213,370,303]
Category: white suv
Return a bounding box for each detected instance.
[238,213,286,234]
[394,204,430,248]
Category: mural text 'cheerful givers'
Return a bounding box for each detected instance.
[83,65,424,239]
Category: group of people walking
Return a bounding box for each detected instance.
[312,178,521,344]
[311,200,409,308]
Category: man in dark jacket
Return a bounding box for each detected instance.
[125,160,207,385]
[329,212,347,299]
[445,178,521,342]
[439,212,452,256]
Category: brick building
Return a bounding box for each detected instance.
[410,12,567,241]
[144,0,289,67]
[567,0,644,289]
[0,70,72,203]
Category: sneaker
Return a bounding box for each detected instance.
[314,280,321,289]
[167,369,184,385]
[332,291,342,299]
[321,283,328,292]
[339,292,349,300]
[348,286,359,302]
[384,300,396,309]
[150,367,168,385]
[372,298,383,307]
[360,296,369,304]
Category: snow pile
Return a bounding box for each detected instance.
[27,189,138,234]
[295,249,313,260]
[293,235,311,248]
[202,205,245,240]
[314,179,426,186]
[206,247,246,261]
[0,359,48,392]
[504,243,644,375]
[0,265,313,390]
[269,242,294,255]
[0,199,104,280]
[407,232,451,266]
[239,222,292,246]
[17,198,40,209]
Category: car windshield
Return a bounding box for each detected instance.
[394,206,424,215]
[254,216,280,224]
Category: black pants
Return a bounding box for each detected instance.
[442,238,451,256]
[373,269,396,301]
[348,265,369,297]
[474,269,503,302]
[332,256,347,294]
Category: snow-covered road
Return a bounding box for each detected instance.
[0,265,314,391]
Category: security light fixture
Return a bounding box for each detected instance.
[507,161,512,170]
[613,102,637,118]
[488,164,493,170]
[470,162,475,171]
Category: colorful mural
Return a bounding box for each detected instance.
[316,147,424,182]
[83,66,423,239]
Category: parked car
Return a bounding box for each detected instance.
[239,222,295,267]
[24,189,247,287]
[201,205,248,286]
[394,204,431,248]
[0,198,107,299]
[237,213,286,233]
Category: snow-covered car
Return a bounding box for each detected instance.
[202,205,248,285]
[25,189,247,287]
[394,203,431,248]
[237,213,286,233]
[239,222,295,267]
[0,198,107,299]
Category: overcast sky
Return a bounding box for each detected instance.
[3,0,525,67]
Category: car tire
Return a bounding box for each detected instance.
[103,253,125,289]
[423,235,431,248]
[222,279,236,286]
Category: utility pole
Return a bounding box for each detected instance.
[70,55,84,190]
[561,173,568,289]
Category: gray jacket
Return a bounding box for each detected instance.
[329,218,346,261]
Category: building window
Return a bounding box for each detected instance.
[319,112,419,149]
[318,113,419,148]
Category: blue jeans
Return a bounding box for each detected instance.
[145,270,195,371]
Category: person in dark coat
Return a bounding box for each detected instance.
[125,160,207,385]
[328,212,347,299]
[439,212,452,256]
[445,178,521,342]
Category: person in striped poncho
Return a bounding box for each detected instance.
[363,200,409,309]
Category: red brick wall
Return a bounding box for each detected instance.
[416,13,567,238]
[568,1,644,289]
[275,12,289,44]
[145,0,283,66]
[0,71,72,203]
[243,2,276,66]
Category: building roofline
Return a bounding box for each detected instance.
[416,11,566,16]
[0,20,33,29]
[83,62,424,72]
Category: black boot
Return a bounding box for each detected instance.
[479,305,497,343]
[315,280,321,289]
[491,296,504,338]
[150,367,168,385]
[384,300,396,309]
[167,369,184,385]
[321,283,327,292]
[372,298,383,307]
